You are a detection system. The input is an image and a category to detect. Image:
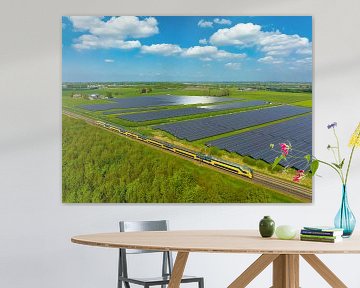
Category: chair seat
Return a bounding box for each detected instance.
[119,275,202,285]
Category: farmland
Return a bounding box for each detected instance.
[62,82,313,202]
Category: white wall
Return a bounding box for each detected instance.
[1,0,360,287]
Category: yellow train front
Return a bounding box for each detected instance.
[212,159,253,179]
[197,154,253,179]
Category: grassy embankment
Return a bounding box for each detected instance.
[62,115,301,203]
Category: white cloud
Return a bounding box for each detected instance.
[70,16,103,32]
[141,44,183,56]
[198,19,213,28]
[182,45,217,57]
[70,16,158,38]
[209,22,312,64]
[138,42,246,61]
[182,45,246,61]
[199,38,208,45]
[258,56,283,64]
[259,33,310,56]
[225,62,241,70]
[104,59,114,63]
[73,34,141,50]
[198,18,231,29]
[215,50,246,59]
[296,47,312,55]
[210,23,262,46]
[258,56,273,63]
[213,18,232,25]
[295,57,312,64]
[69,16,159,50]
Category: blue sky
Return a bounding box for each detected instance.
[62,16,312,82]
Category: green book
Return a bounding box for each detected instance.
[300,235,343,243]
[300,234,340,240]
[303,226,344,233]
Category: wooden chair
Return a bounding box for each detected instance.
[118,220,204,288]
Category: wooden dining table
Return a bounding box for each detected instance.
[71,230,360,288]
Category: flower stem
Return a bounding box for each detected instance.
[333,128,345,181]
[333,128,343,163]
[315,159,344,184]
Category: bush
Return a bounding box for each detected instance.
[208,146,223,157]
[243,156,256,165]
[268,164,283,173]
[255,160,266,169]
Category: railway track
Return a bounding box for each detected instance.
[253,172,312,201]
[63,109,312,202]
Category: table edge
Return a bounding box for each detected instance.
[71,236,360,255]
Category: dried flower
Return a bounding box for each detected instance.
[349,122,360,148]
[327,122,337,129]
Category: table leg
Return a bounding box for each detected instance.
[301,254,347,288]
[228,254,279,288]
[272,254,299,288]
[168,252,189,288]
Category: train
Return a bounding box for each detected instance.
[95,120,253,179]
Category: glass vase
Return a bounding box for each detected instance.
[334,185,356,237]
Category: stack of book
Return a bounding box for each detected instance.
[300,226,344,243]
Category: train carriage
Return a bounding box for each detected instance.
[95,120,253,179]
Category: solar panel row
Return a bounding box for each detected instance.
[79,95,234,111]
[206,114,312,170]
[154,105,311,141]
[119,100,268,122]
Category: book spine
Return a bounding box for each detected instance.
[300,234,337,240]
[300,237,337,243]
[301,230,336,236]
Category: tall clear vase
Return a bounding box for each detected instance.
[334,185,356,237]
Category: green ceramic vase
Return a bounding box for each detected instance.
[259,216,275,238]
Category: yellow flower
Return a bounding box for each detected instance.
[349,122,360,147]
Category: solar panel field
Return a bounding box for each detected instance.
[206,114,312,170]
[62,82,313,203]
[154,105,311,141]
[118,100,268,122]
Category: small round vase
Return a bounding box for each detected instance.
[334,185,356,238]
[259,216,275,238]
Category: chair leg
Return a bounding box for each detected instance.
[199,278,204,288]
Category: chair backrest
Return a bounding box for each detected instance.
[120,220,168,232]
[119,220,169,254]
[118,220,173,281]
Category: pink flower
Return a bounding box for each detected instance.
[293,170,305,183]
[280,143,290,156]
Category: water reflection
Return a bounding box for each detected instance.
[170,95,232,105]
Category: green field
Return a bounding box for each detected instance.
[292,100,312,107]
[62,82,313,190]
[62,115,301,203]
